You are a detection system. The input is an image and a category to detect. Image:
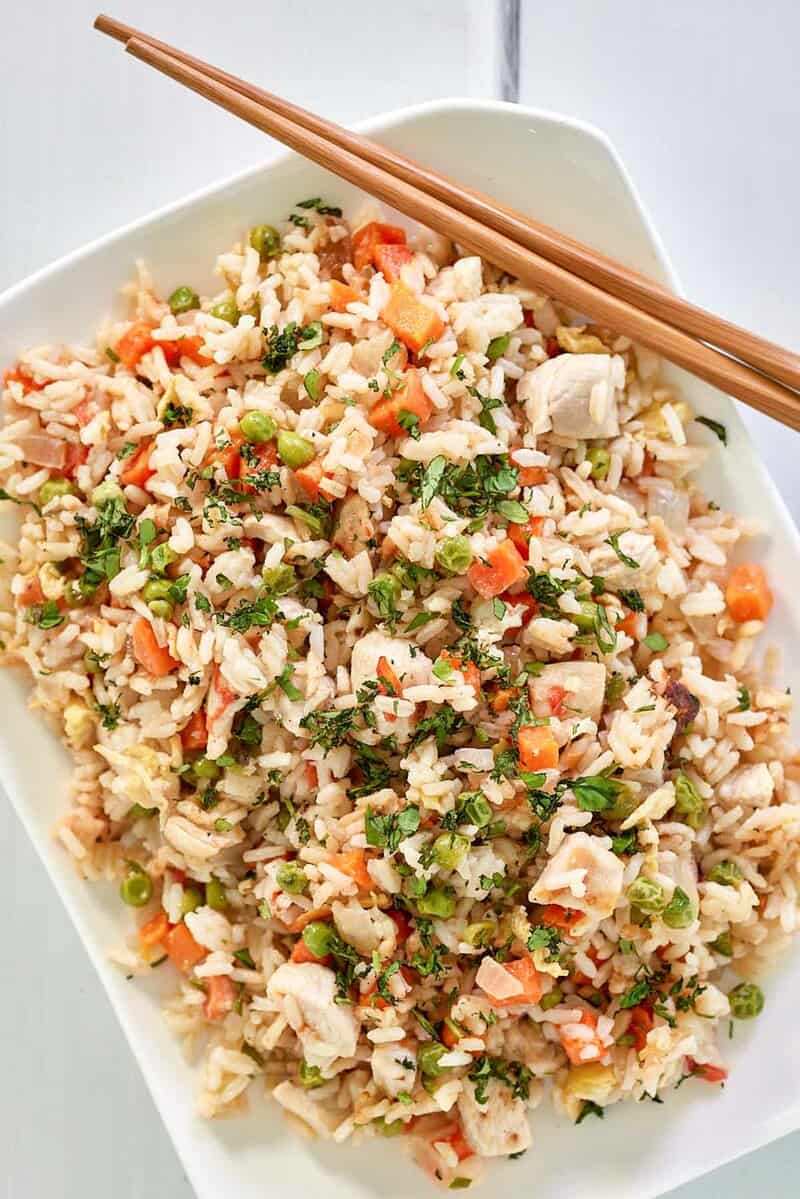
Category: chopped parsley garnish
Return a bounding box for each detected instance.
[295,196,343,217]
[409,704,465,749]
[400,453,518,518]
[736,685,750,711]
[527,925,562,960]
[26,600,64,629]
[468,1055,532,1105]
[94,700,121,730]
[605,532,640,569]
[619,588,645,612]
[396,410,421,439]
[216,594,278,633]
[576,1100,605,1124]
[365,804,421,852]
[262,321,324,373]
[161,402,193,428]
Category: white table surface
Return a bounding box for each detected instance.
[1,2,798,1196]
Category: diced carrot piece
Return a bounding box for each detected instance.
[488,686,517,714]
[207,665,238,734]
[510,451,549,487]
[547,685,566,716]
[507,514,545,556]
[164,921,207,972]
[686,1056,728,1084]
[618,610,639,638]
[368,367,433,438]
[725,563,773,623]
[443,1128,474,1163]
[139,911,170,950]
[468,539,527,599]
[374,242,414,282]
[352,221,406,271]
[441,1022,460,1049]
[290,938,332,966]
[627,1004,654,1053]
[377,656,403,697]
[203,975,236,1021]
[490,955,543,1008]
[288,905,333,934]
[295,458,323,500]
[119,440,155,488]
[381,283,445,353]
[559,1010,605,1065]
[205,432,243,480]
[540,904,582,936]
[181,709,208,753]
[116,321,156,369]
[386,908,412,946]
[3,365,46,392]
[440,651,480,694]
[326,850,373,890]
[517,725,559,771]
[131,616,178,677]
[328,280,360,311]
[18,576,45,606]
[159,335,212,367]
[501,589,539,624]
[63,441,89,478]
[304,762,319,788]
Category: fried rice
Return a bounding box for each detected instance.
[1,197,798,1187]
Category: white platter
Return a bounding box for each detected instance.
[1,99,799,1199]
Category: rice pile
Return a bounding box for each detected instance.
[1,196,798,1187]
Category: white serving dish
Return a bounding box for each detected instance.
[1,98,799,1199]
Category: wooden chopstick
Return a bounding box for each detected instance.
[95,14,800,398]
[95,24,800,431]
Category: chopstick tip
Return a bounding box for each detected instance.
[93,13,130,42]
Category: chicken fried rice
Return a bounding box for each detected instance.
[1,198,797,1187]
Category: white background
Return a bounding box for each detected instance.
[1,2,798,1196]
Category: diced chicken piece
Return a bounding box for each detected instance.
[271,1080,340,1138]
[371,1042,418,1098]
[520,353,625,439]
[331,495,375,559]
[266,963,359,1069]
[502,1018,564,1076]
[457,1078,532,1157]
[529,832,624,927]
[332,900,397,957]
[349,629,431,693]
[529,661,606,723]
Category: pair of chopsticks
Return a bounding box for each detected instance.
[95,14,800,432]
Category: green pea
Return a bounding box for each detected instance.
[180,886,203,915]
[603,785,639,822]
[710,930,733,957]
[302,920,335,960]
[210,298,240,325]
[250,224,281,261]
[416,887,456,919]
[150,543,177,574]
[298,1060,325,1088]
[586,447,611,480]
[142,578,173,604]
[192,756,221,781]
[39,477,74,506]
[662,886,695,929]
[206,877,228,911]
[277,430,316,469]
[374,1117,404,1136]
[240,410,277,444]
[262,564,297,596]
[707,860,744,887]
[627,876,667,913]
[486,333,510,361]
[540,987,563,1011]
[432,833,470,872]
[417,1041,448,1077]
[674,772,706,830]
[462,921,495,948]
[168,285,200,314]
[64,580,89,608]
[276,861,308,895]
[91,480,124,509]
[461,792,492,829]
[148,599,174,619]
[119,869,153,907]
[368,572,401,619]
[729,982,764,1019]
[435,535,473,575]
